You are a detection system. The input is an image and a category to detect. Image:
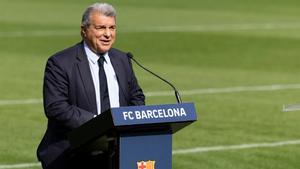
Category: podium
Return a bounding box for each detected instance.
[68,103,197,169]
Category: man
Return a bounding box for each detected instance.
[37,2,145,169]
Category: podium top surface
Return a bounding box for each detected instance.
[111,102,197,126]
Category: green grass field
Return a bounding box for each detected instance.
[1,0,300,168]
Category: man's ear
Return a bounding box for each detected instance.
[81,25,86,37]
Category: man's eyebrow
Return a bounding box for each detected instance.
[93,24,116,27]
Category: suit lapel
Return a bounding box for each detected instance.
[109,50,129,106]
[76,43,97,114]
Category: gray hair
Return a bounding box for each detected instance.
[81,3,116,27]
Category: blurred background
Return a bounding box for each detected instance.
[0,0,300,168]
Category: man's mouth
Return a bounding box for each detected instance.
[100,39,110,45]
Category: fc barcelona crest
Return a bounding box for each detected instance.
[137,160,155,169]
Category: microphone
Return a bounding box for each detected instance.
[127,52,182,103]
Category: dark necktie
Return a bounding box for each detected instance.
[98,55,110,113]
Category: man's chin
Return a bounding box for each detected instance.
[97,47,111,53]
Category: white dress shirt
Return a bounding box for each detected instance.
[84,42,120,115]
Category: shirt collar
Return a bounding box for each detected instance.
[84,42,110,65]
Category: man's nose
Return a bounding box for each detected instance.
[103,28,111,37]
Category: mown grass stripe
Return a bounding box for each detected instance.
[1,140,299,168]
[1,22,300,37]
[1,84,300,106]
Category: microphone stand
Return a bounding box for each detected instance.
[127,52,182,103]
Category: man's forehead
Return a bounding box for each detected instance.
[90,14,115,23]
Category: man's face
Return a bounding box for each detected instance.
[82,12,116,54]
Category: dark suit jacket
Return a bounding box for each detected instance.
[37,42,145,168]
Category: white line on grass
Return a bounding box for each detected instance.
[130,22,300,32]
[283,103,300,112]
[0,30,77,38]
[172,140,300,155]
[0,99,42,106]
[1,22,300,37]
[146,83,300,97]
[1,84,300,106]
[0,140,299,168]
[0,163,40,169]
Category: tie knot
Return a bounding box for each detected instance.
[98,55,106,66]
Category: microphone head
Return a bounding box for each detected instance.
[127,52,134,59]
